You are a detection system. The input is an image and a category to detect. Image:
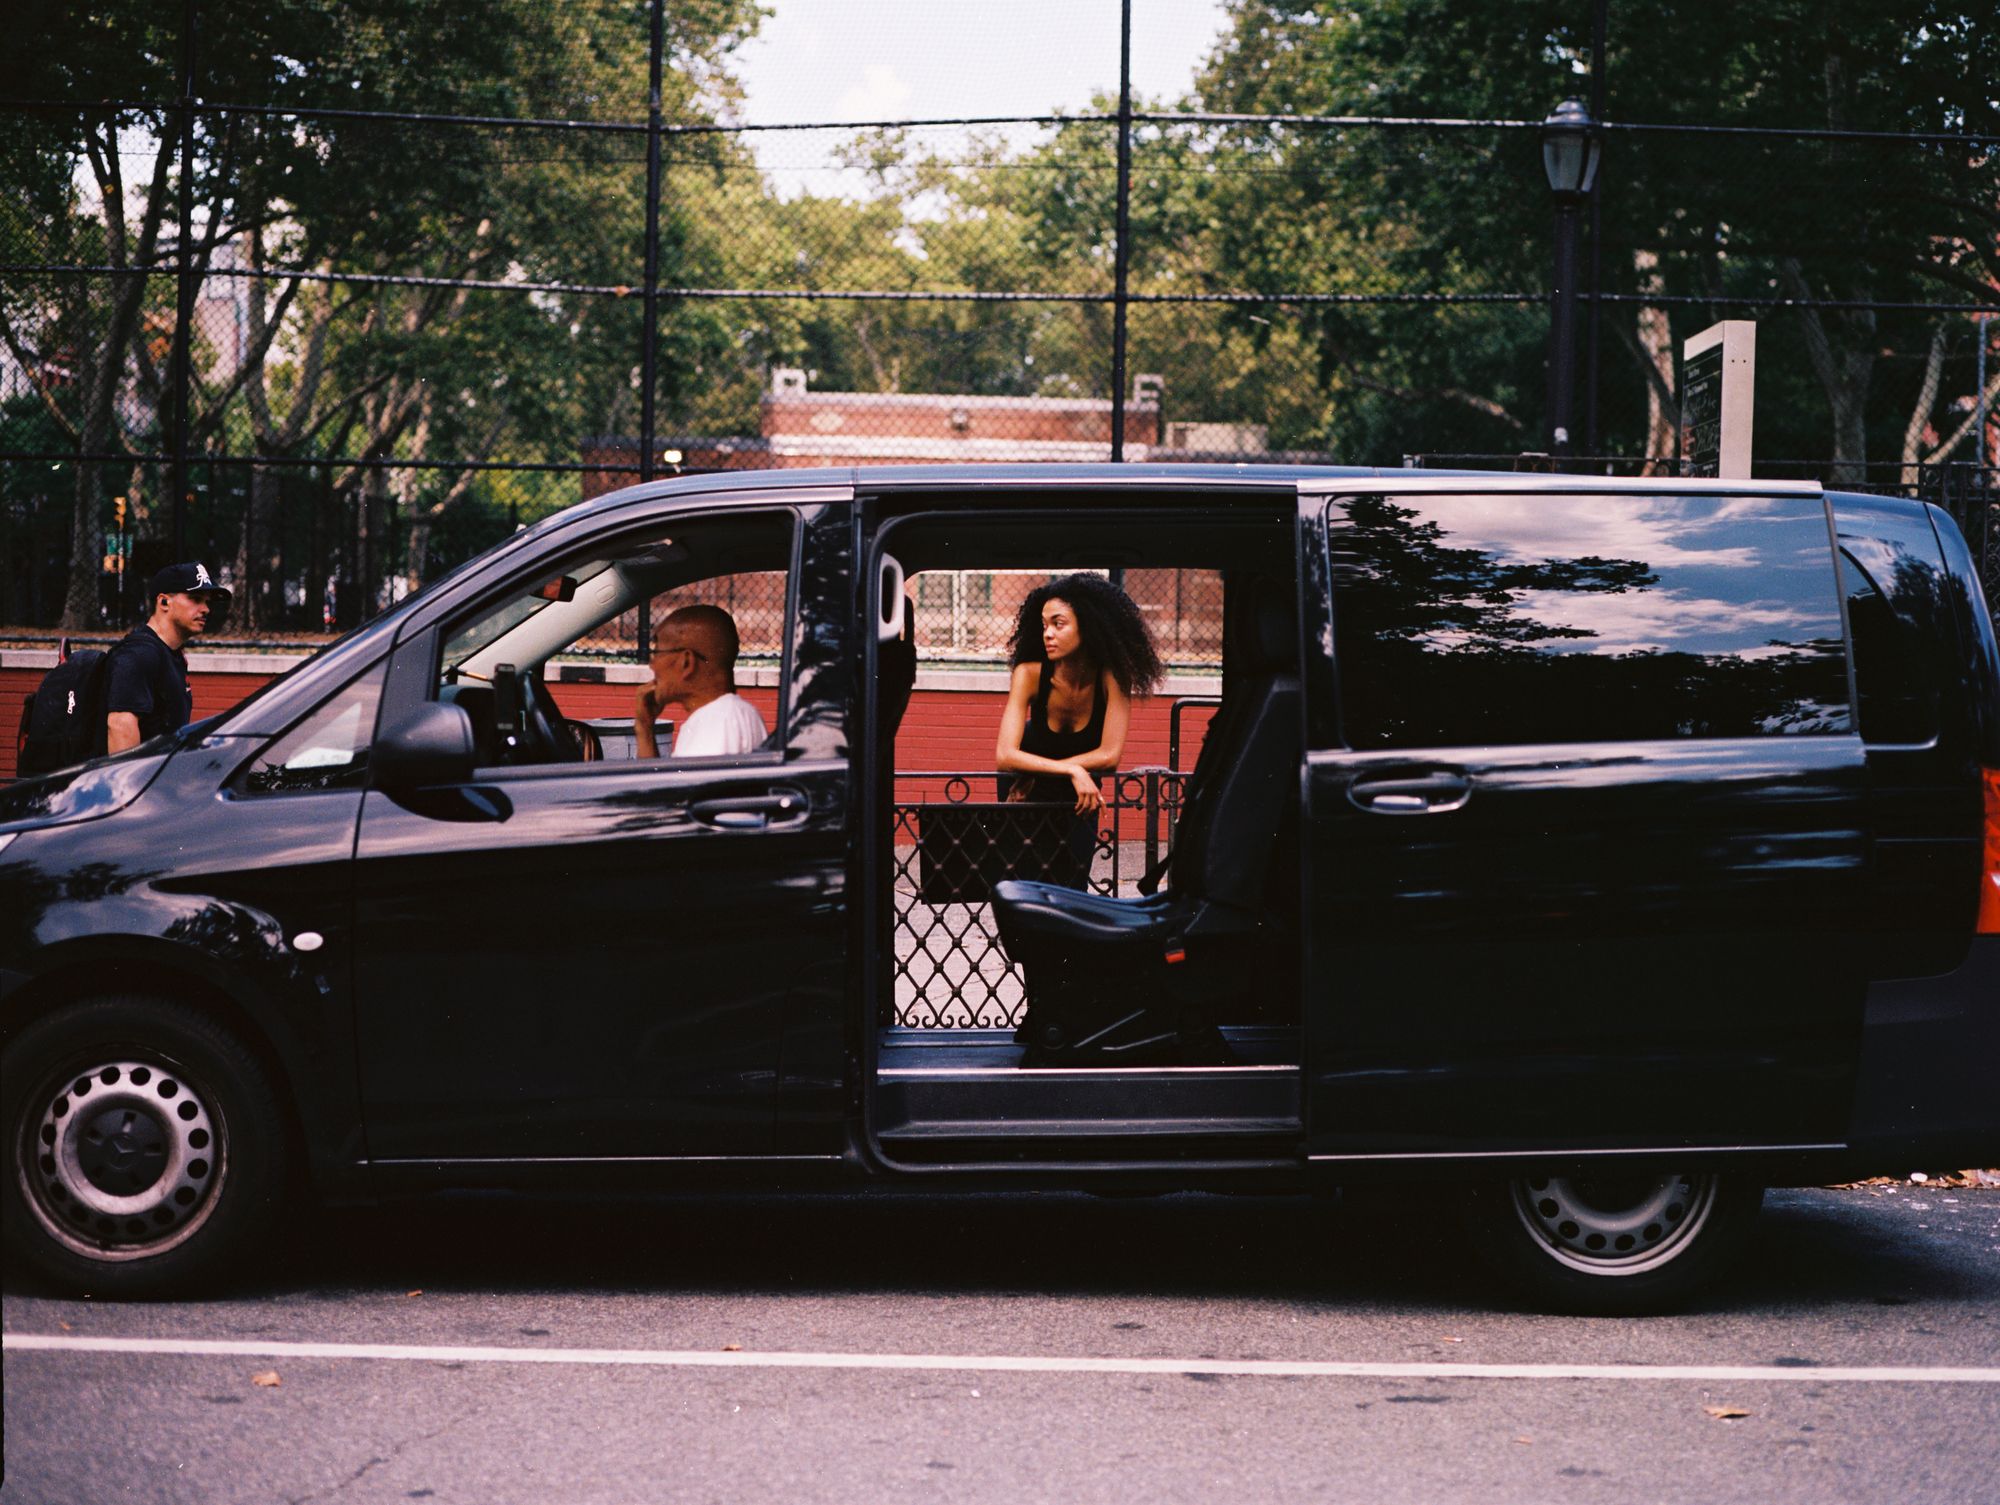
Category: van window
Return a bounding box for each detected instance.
[1327,493,1851,748]
[235,663,388,795]
[1840,547,1939,745]
[434,510,794,767]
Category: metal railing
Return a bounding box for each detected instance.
[890,767,1187,1029]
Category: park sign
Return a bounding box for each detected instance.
[1679,320,1757,479]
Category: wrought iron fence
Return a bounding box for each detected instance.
[891,767,1187,1028]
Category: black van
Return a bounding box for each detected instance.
[2,467,1995,1312]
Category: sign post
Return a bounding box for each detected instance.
[1679,320,1757,478]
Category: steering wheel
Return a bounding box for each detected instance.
[524,671,600,763]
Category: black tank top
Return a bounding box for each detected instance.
[999,666,1108,801]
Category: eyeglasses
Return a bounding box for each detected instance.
[652,641,708,663]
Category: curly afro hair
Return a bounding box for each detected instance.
[1007,571,1163,696]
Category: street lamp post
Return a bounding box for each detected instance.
[1542,98,1601,466]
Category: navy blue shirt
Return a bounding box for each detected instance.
[104,624,192,743]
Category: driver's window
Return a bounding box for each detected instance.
[437,510,794,769]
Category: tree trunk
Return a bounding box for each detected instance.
[1780,258,1874,486]
[1900,324,1950,490]
[1632,251,1678,475]
[61,127,176,630]
[231,465,288,632]
[59,441,104,631]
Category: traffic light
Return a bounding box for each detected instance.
[105,496,130,576]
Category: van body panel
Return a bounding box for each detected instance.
[1299,486,1872,1155]
[1300,736,1870,1153]
[345,496,854,1161]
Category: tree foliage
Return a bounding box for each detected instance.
[2,0,1993,629]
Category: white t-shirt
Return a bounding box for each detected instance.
[671,692,768,758]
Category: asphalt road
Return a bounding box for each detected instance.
[4,1185,1998,1503]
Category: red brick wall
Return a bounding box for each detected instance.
[890,688,1207,773]
[2,662,1215,786]
[3,665,278,782]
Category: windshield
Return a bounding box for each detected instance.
[441,556,618,678]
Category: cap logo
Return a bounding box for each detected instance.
[193,563,214,589]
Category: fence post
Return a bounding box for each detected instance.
[637,0,665,663]
[1583,0,1608,458]
[1979,314,1990,475]
[170,0,198,557]
[1143,767,1160,882]
[1109,0,1133,463]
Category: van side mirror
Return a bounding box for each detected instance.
[372,702,476,790]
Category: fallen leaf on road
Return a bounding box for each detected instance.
[405,1290,422,1299]
[251,1371,281,1388]
[1440,1336,1463,1344]
[721,1344,742,1352]
[1703,1405,1749,1420]
[1512,1437,1532,1446]
[58,1321,71,1332]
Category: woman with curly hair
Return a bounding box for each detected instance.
[995,572,1164,839]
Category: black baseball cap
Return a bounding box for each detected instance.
[147,561,233,607]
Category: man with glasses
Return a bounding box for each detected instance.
[633,603,769,759]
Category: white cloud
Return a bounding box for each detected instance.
[1493,588,1822,655]
[837,64,915,123]
[1429,495,1786,570]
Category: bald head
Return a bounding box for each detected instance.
[658,603,738,665]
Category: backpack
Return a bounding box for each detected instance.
[16,642,111,778]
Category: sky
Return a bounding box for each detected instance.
[730,0,1233,195]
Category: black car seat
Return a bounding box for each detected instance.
[988,574,1302,1064]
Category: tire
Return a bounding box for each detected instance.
[2,995,290,1297]
[1463,1171,1763,1315]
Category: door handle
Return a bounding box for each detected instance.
[689,789,809,830]
[1348,771,1472,815]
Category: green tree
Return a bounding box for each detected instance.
[1191,0,1999,473]
[2,0,767,628]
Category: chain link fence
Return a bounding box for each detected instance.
[3,2,1997,634]
[907,567,1223,667]
[891,767,1189,1029]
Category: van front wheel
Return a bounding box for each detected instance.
[1465,1171,1762,1315]
[2,996,289,1297]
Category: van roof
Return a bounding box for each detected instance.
[566,462,1827,526]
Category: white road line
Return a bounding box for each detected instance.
[5,1334,1999,1384]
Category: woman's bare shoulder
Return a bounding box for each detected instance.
[1010,660,1042,692]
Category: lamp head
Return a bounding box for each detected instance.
[1542,97,1601,200]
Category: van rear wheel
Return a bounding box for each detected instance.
[1465,1171,1762,1315]
[2,995,289,1297]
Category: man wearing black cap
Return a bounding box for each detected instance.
[105,561,233,754]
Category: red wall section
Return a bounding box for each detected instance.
[3,662,1216,784]
[890,688,1211,771]
[542,680,783,732]
[3,665,277,782]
